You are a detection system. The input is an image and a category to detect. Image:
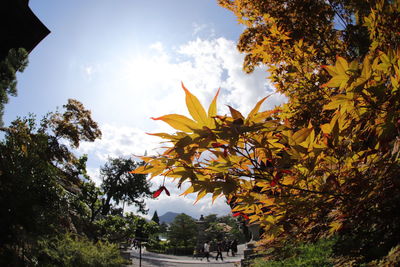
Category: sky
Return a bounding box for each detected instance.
[5,0,286,219]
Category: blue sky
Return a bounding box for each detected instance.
[5,0,286,219]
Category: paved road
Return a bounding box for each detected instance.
[128,258,240,267]
[126,244,245,267]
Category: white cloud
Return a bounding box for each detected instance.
[79,37,286,218]
[177,37,286,115]
[86,167,101,185]
[192,22,207,35]
[79,124,162,162]
[192,22,216,38]
[149,41,164,53]
[82,65,95,81]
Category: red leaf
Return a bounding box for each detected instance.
[212,142,225,148]
[281,170,292,174]
[270,180,277,187]
[232,212,249,220]
[227,196,237,204]
[164,187,170,196]
[266,159,274,168]
[274,172,283,180]
[223,148,228,158]
[153,188,163,198]
[270,108,282,115]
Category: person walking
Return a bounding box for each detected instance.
[223,238,230,256]
[230,239,238,257]
[203,241,210,262]
[215,241,224,261]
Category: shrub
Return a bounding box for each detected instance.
[252,238,335,267]
[38,233,128,267]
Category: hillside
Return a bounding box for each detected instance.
[158,212,180,224]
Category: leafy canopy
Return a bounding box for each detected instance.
[134,0,400,263]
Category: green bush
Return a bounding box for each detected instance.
[252,238,335,267]
[146,240,170,254]
[146,240,194,256]
[38,233,128,267]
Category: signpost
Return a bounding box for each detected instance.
[134,227,148,267]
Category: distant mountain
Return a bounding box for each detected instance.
[159,212,197,224]
[159,212,180,224]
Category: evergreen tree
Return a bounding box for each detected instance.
[100,157,151,215]
[151,210,160,225]
[168,214,198,248]
[0,48,28,126]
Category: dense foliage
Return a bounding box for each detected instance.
[134,0,400,264]
[0,100,153,266]
[167,213,198,248]
[201,214,247,244]
[251,238,335,267]
[0,99,101,265]
[100,157,151,215]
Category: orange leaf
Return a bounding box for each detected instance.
[208,88,220,127]
[151,114,199,132]
[227,105,244,120]
[146,132,176,139]
[247,96,269,120]
[182,82,208,126]
[180,186,195,196]
[130,165,155,174]
[291,127,313,144]
[193,190,207,204]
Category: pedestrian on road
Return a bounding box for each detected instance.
[215,241,224,261]
[203,241,210,262]
[230,239,238,257]
[223,238,230,256]
[193,247,200,259]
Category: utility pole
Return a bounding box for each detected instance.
[139,240,142,267]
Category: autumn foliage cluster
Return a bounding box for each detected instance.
[134,0,400,264]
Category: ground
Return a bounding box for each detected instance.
[127,244,246,267]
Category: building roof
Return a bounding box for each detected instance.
[0,0,50,60]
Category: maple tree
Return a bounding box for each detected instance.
[133,0,400,263]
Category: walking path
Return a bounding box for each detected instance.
[126,244,245,267]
